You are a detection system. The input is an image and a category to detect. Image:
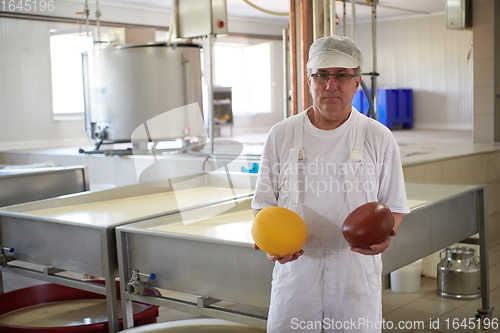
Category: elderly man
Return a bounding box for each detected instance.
[252,35,410,332]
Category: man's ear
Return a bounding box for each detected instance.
[355,77,361,89]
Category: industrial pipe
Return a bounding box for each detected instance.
[300,0,312,110]
[329,0,336,35]
[289,0,298,115]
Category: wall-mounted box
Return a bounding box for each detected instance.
[176,0,228,38]
[446,0,472,30]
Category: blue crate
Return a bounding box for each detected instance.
[351,88,413,129]
[398,89,413,129]
[352,90,363,114]
[377,89,398,129]
[353,89,371,116]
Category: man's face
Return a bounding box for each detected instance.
[308,67,361,117]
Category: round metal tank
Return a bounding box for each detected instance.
[83,43,205,147]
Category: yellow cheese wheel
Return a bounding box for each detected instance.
[251,206,307,257]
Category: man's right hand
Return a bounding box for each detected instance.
[253,244,305,264]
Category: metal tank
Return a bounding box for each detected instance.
[82,43,206,151]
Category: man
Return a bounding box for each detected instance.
[252,35,410,332]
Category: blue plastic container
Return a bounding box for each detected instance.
[352,89,372,116]
[351,88,413,130]
[352,90,363,114]
[398,89,413,129]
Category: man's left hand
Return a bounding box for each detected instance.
[349,229,396,255]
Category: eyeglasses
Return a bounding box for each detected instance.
[310,72,359,84]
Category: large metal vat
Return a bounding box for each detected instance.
[82,43,205,150]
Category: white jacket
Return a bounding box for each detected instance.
[252,109,409,332]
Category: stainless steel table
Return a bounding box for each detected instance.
[116,183,492,329]
[0,171,255,333]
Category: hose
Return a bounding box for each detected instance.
[360,80,376,119]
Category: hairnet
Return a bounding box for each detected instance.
[307,35,363,71]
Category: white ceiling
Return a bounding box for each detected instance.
[110,0,446,23]
[223,0,446,22]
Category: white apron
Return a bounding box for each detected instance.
[267,111,383,333]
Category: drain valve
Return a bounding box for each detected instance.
[126,270,156,295]
[0,246,15,267]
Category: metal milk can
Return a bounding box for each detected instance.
[437,246,481,299]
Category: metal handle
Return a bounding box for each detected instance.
[440,250,447,260]
[469,256,480,267]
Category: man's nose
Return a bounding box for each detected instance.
[325,77,339,90]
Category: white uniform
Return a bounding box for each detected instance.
[252,108,410,333]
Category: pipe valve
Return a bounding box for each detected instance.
[0,246,15,267]
[126,270,156,295]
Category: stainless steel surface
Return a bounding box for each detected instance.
[116,183,491,328]
[437,247,481,299]
[0,172,254,333]
[0,166,89,207]
[118,198,269,305]
[382,183,482,273]
[0,172,254,275]
[117,197,270,329]
[83,43,205,146]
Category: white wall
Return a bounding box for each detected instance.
[0,8,475,151]
[354,15,473,130]
[0,18,93,151]
[0,2,287,150]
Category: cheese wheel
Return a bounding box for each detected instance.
[251,207,307,257]
[342,202,394,248]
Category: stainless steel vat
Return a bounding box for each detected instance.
[0,172,255,333]
[116,183,491,329]
[0,166,89,207]
[82,43,205,149]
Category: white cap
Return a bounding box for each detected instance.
[306,35,363,71]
